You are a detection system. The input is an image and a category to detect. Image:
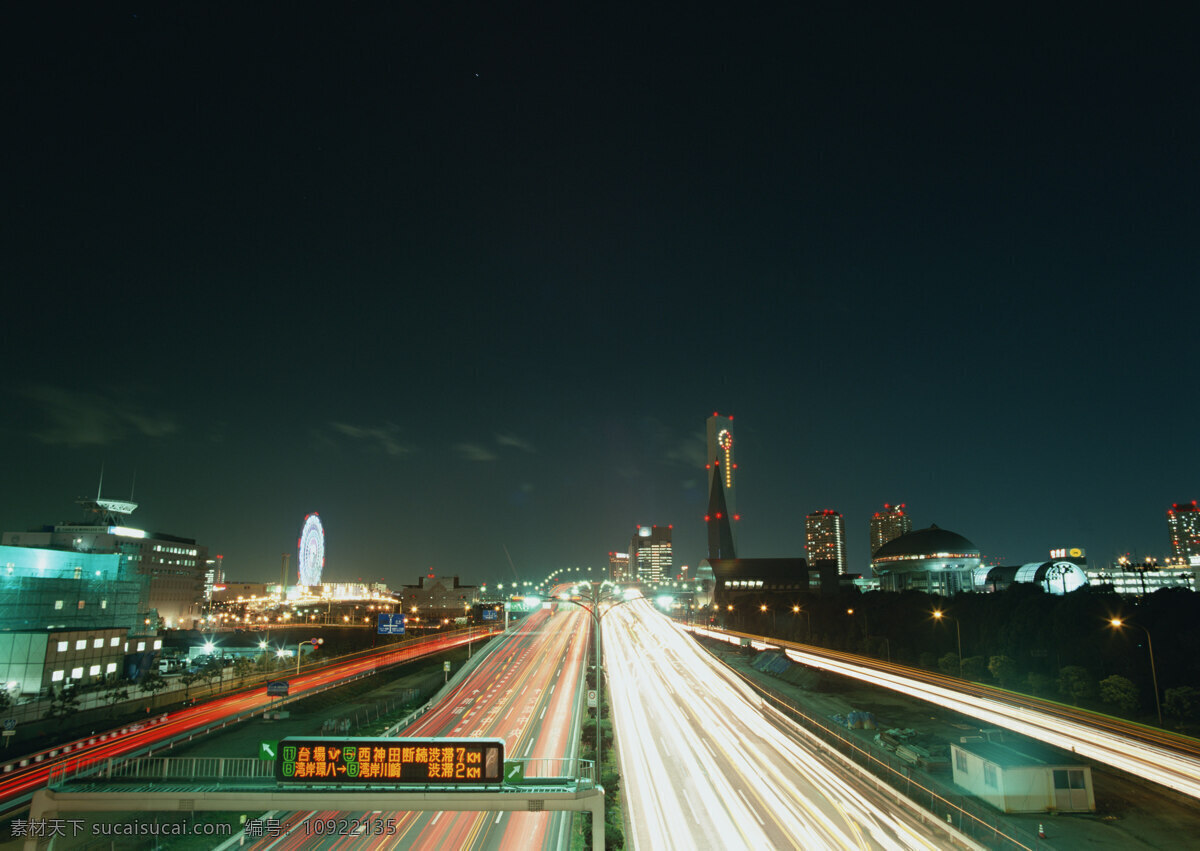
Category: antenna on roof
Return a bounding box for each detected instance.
[130,469,136,501]
[97,464,105,499]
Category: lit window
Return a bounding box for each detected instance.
[105,662,117,674]
[983,764,998,789]
[137,641,145,652]
[109,637,119,647]
[88,665,100,676]
[93,639,103,649]
[101,600,108,609]
[70,667,83,679]
[57,641,67,652]
[75,640,86,651]
[955,751,967,772]
[153,639,162,650]
[54,600,64,610]
[52,670,65,682]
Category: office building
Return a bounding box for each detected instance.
[870,503,912,557]
[631,525,672,584]
[806,510,847,575]
[1168,501,1200,565]
[0,544,160,695]
[4,490,207,629]
[608,552,631,583]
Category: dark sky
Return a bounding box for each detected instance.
[3,3,1197,586]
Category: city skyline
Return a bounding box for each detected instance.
[3,4,1197,586]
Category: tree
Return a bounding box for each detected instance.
[233,657,255,685]
[1057,666,1097,705]
[0,689,12,716]
[918,651,938,670]
[960,656,989,682]
[47,685,80,722]
[988,655,1021,689]
[937,652,960,677]
[138,671,169,704]
[1164,686,1200,726]
[1098,675,1139,715]
[200,657,223,691]
[102,674,130,716]
[180,670,200,703]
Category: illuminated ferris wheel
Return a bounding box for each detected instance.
[298,513,325,586]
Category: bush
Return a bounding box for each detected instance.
[988,655,1021,689]
[937,652,960,676]
[1165,686,1200,725]
[960,656,989,682]
[1098,675,1139,715]
[1057,666,1096,705]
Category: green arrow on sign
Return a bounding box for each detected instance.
[503,760,525,784]
[259,741,277,760]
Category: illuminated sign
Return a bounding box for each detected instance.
[108,526,147,539]
[377,613,406,635]
[1050,547,1086,560]
[276,737,503,784]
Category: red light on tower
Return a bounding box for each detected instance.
[733,514,741,521]
[704,515,711,522]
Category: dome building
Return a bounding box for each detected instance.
[871,524,982,595]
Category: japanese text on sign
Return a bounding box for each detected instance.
[275,737,503,784]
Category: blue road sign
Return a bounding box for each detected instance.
[481,609,498,621]
[266,681,290,697]
[377,612,406,635]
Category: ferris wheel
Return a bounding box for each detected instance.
[298,513,325,586]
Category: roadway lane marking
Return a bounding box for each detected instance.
[495,812,505,824]
[431,812,443,825]
[682,788,703,825]
[701,740,717,761]
[539,706,546,720]
[660,737,671,757]
[736,789,764,826]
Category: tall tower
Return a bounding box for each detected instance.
[870,503,912,557]
[806,509,847,575]
[705,412,738,559]
[1168,501,1200,564]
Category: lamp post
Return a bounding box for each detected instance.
[932,610,962,677]
[791,605,811,641]
[1110,618,1163,726]
[297,637,324,677]
[557,582,639,770]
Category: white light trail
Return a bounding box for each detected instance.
[607,601,952,850]
[689,626,1200,801]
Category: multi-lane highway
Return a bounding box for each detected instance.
[1,629,492,815]
[690,624,1200,801]
[607,599,957,850]
[252,605,592,850]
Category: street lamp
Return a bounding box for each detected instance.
[1110,618,1163,726]
[297,637,324,677]
[791,605,811,641]
[932,610,962,677]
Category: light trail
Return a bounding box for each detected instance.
[689,626,1200,801]
[607,600,955,850]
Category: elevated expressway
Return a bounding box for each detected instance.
[686,624,1200,801]
[245,606,593,850]
[608,600,965,850]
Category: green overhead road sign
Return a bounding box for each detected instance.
[259,741,277,760]
[503,761,525,784]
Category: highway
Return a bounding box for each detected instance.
[251,606,592,850]
[0,629,492,815]
[689,625,1200,801]
[607,600,957,851]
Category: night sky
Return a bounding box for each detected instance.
[3,4,1197,586]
